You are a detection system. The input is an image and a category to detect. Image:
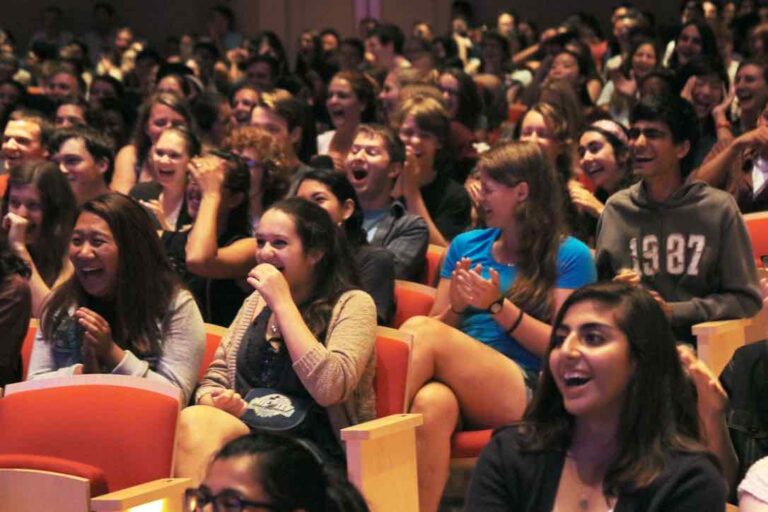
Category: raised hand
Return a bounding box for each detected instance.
[247,263,292,309]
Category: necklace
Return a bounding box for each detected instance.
[565,452,614,512]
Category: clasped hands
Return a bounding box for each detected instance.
[450,258,502,313]
[75,307,123,373]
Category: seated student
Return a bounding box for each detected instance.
[174,198,376,483]
[569,119,634,219]
[294,168,396,325]
[185,432,369,511]
[251,89,316,167]
[28,193,205,402]
[465,282,727,511]
[596,95,761,342]
[2,109,50,176]
[229,82,259,128]
[394,94,472,246]
[53,96,90,129]
[164,151,254,326]
[221,126,291,233]
[111,93,194,194]
[344,124,428,281]
[0,235,31,386]
[130,125,199,231]
[50,126,112,206]
[3,160,77,316]
[401,141,596,512]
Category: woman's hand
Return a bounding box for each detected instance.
[247,263,293,309]
[401,152,423,198]
[449,257,472,313]
[209,389,248,417]
[712,86,735,125]
[3,212,29,255]
[189,156,226,197]
[75,307,123,369]
[677,345,728,417]
[734,125,768,152]
[612,267,641,286]
[138,199,172,231]
[455,263,502,310]
[568,180,605,217]
[612,69,637,99]
[680,75,696,103]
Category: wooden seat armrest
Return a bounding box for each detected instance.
[341,414,423,441]
[90,478,191,511]
[692,318,752,337]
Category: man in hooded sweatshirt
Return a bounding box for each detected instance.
[595,94,761,342]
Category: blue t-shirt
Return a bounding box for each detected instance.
[440,228,596,371]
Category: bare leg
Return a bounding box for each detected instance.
[402,316,528,426]
[173,405,249,485]
[412,381,460,512]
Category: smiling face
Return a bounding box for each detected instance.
[628,120,689,180]
[47,72,79,99]
[379,72,401,118]
[232,88,259,126]
[691,73,725,119]
[55,104,87,128]
[146,103,187,143]
[345,131,395,205]
[2,120,46,171]
[295,179,353,225]
[399,115,439,170]
[478,170,527,228]
[54,137,107,202]
[7,184,44,244]
[631,43,657,79]
[156,75,184,97]
[69,211,119,299]
[255,208,319,292]
[199,456,272,511]
[548,52,580,85]
[736,64,768,115]
[438,73,460,119]
[327,77,363,130]
[578,131,622,192]
[151,130,190,192]
[88,79,117,105]
[250,105,289,142]
[549,300,634,423]
[676,25,703,65]
[519,110,560,166]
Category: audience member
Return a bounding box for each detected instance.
[50,126,112,205]
[28,193,205,403]
[0,235,31,386]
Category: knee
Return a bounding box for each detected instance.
[411,383,460,430]
[400,316,444,352]
[177,405,247,452]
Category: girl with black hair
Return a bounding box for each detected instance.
[466,282,727,511]
[186,432,369,512]
[294,167,395,325]
[175,197,376,483]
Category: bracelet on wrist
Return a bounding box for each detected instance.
[506,308,525,336]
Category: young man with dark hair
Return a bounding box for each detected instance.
[596,95,761,341]
[50,125,113,205]
[346,124,428,280]
[2,110,50,174]
[365,23,409,71]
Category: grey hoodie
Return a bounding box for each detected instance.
[596,180,761,340]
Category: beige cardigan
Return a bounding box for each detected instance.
[196,289,377,439]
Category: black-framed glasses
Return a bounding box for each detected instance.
[184,487,281,511]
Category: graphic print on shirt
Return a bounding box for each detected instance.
[628,234,706,276]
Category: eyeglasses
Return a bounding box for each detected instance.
[627,127,671,141]
[184,487,281,512]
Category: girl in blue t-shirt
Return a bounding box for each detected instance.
[401,141,596,512]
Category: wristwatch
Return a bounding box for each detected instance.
[487,296,504,314]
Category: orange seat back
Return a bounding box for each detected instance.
[374,327,412,418]
[199,324,227,381]
[392,280,437,329]
[0,380,179,492]
[21,320,38,381]
[744,212,768,267]
[420,244,446,286]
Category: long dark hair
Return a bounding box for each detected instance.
[41,193,180,356]
[440,68,481,130]
[669,19,719,70]
[2,160,76,286]
[292,168,366,247]
[479,141,564,321]
[519,282,706,495]
[211,432,369,512]
[265,198,359,338]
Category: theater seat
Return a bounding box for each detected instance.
[392,280,437,329]
[420,244,447,287]
[200,323,227,381]
[743,211,768,267]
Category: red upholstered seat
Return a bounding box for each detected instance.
[451,429,494,460]
[199,323,227,381]
[392,280,436,329]
[0,377,180,492]
[420,244,446,286]
[20,320,38,381]
[743,212,768,267]
[0,453,108,496]
[374,326,412,418]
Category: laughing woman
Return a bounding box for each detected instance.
[174,198,376,484]
[402,141,596,511]
[466,282,727,511]
[27,193,206,404]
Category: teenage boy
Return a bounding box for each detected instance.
[50,126,112,205]
[346,124,428,280]
[596,95,761,341]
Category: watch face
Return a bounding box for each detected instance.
[490,301,502,313]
